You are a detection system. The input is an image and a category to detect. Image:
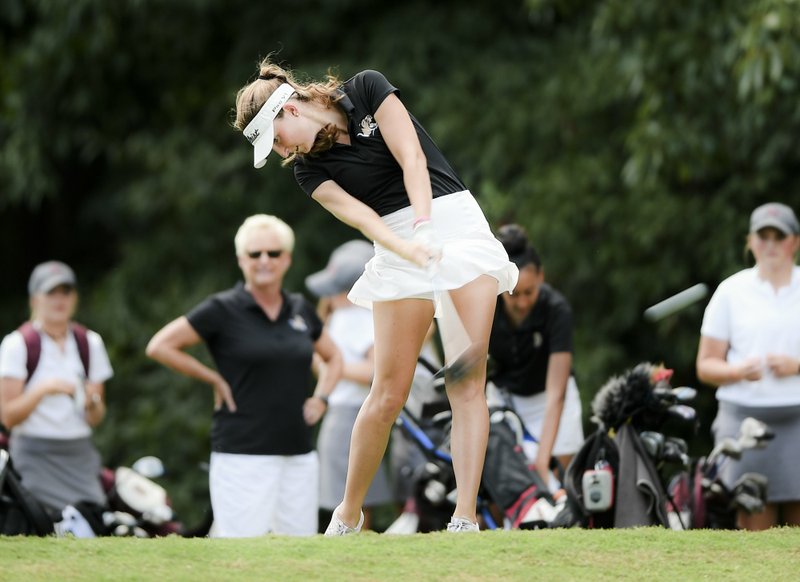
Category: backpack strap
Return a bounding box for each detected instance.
[70,323,91,379]
[17,322,41,383]
[17,321,91,382]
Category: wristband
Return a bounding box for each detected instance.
[316,394,329,406]
[413,216,431,229]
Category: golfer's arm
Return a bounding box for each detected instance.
[375,94,432,219]
[145,317,223,386]
[312,182,410,256]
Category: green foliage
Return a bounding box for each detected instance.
[2,0,800,519]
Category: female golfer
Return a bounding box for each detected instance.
[697,202,800,530]
[234,61,518,533]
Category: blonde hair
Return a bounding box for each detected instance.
[233,58,343,166]
[234,214,295,256]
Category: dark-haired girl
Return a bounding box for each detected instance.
[489,225,584,485]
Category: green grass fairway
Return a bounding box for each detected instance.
[2,528,798,581]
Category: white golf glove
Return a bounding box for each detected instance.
[412,219,442,269]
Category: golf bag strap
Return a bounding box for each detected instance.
[18,321,91,382]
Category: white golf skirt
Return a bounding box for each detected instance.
[348,190,518,314]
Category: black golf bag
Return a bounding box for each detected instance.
[482,408,554,528]
[564,362,685,529]
[0,449,55,536]
[565,424,670,528]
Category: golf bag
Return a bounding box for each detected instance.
[666,416,773,530]
[0,449,55,536]
[564,362,687,529]
[482,408,554,528]
[565,424,670,528]
[395,402,557,531]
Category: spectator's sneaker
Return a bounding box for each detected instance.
[324,509,364,536]
[446,516,480,532]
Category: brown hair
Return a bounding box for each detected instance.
[234,58,343,165]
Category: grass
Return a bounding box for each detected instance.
[2,528,800,581]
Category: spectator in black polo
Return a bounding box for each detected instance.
[487,224,584,488]
[146,214,342,537]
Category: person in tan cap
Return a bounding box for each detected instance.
[697,202,800,529]
[0,261,113,515]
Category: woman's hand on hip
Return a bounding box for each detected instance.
[212,378,237,412]
[303,397,327,426]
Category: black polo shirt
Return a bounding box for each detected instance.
[488,283,574,397]
[186,283,323,455]
[293,69,467,216]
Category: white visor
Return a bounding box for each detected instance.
[242,83,295,168]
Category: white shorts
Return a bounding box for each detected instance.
[209,451,318,537]
[348,190,518,313]
[486,377,585,458]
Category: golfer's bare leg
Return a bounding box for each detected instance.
[446,275,498,523]
[335,298,434,527]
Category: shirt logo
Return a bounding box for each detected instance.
[532,332,543,349]
[289,315,308,332]
[357,115,378,138]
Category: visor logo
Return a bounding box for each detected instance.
[244,128,260,144]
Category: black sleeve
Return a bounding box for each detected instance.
[547,294,574,354]
[355,70,399,114]
[185,296,223,343]
[294,157,331,197]
[293,70,398,197]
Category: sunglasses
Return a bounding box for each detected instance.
[247,249,284,259]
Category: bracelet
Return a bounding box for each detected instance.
[413,216,431,229]
[315,394,329,406]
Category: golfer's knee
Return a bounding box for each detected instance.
[364,386,407,423]
[447,378,488,407]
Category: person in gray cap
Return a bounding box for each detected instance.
[306,239,394,531]
[697,202,800,530]
[0,261,113,516]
